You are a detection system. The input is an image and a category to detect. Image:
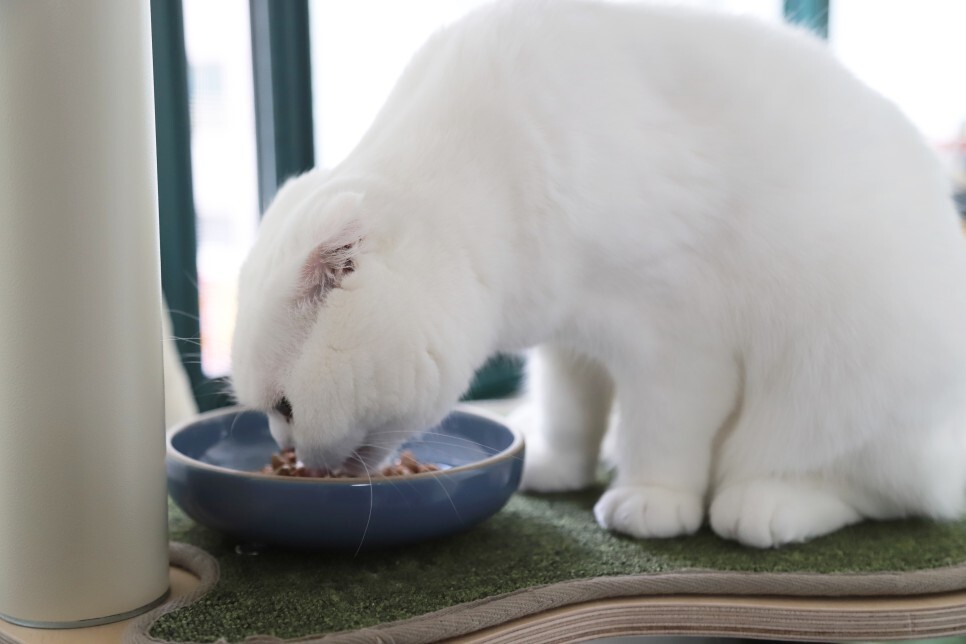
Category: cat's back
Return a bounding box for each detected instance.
[357,0,961,278]
[424,2,966,317]
[424,0,843,107]
[391,0,922,185]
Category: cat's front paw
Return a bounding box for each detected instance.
[593,486,703,539]
[709,479,862,548]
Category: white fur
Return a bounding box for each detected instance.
[231,0,966,546]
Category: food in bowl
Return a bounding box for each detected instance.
[260,448,441,478]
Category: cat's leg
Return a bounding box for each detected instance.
[848,417,966,522]
[708,430,966,547]
[593,344,740,539]
[711,432,965,549]
[709,477,862,548]
[515,345,614,492]
[707,392,864,547]
[709,402,966,548]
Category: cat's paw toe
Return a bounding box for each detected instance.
[594,486,703,539]
[709,480,862,548]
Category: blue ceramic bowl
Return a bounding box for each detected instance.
[166,405,524,549]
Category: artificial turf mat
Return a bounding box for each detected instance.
[149,486,966,643]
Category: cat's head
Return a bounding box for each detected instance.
[230,171,487,474]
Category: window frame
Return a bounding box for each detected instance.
[784,0,829,38]
[249,0,316,212]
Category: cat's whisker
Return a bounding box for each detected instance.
[195,390,233,400]
[217,381,238,402]
[166,309,201,323]
[379,428,501,444]
[181,270,200,294]
[170,356,203,364]
[425,463,463,524]
[168,336,202,347]
[226,410,243,438]
[361,433,524,465]
[352,449,375,558]
[375,430,510,453]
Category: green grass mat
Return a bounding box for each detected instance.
[154,486,966,643]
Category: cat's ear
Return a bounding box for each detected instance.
[297,193,366,304]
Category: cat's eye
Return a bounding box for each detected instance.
[274,397,293,423]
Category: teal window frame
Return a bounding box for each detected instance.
[151,0,219,410]
[249,0,316,212]
[151,1,826,411]
[784,0,829,38]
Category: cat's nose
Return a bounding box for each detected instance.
[273,396,293,423]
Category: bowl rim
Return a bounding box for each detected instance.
[166,403,524,485]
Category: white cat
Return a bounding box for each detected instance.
[231,0,966,547]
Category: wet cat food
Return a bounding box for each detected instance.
[260,448,440,478]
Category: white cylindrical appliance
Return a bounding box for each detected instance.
[0,0,170,627]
